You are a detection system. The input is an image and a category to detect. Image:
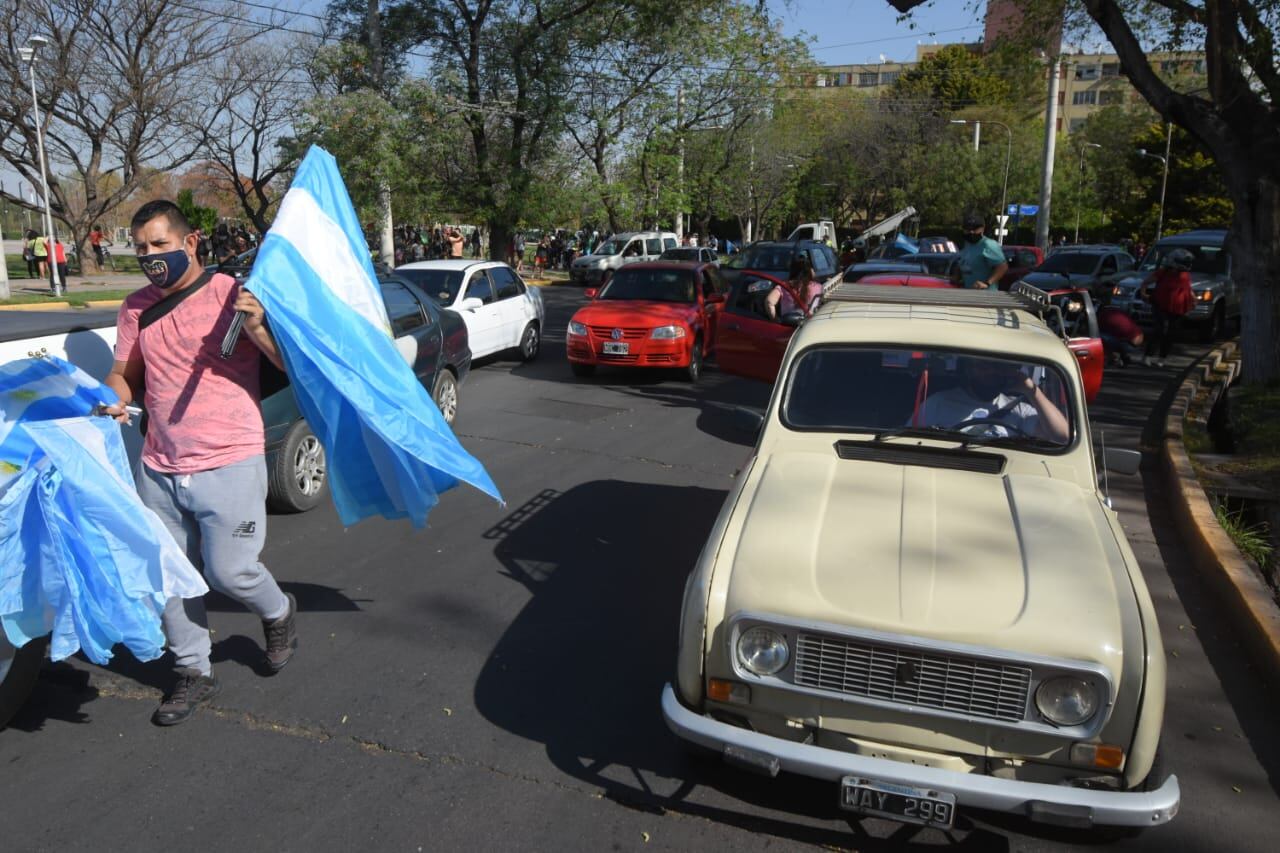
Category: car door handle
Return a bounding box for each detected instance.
[1072,349,1091,359]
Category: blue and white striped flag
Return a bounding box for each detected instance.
[0,357,207,664]
[246,146,500,527]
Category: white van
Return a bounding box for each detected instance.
[570,231,678,287]
[787,220,836,245]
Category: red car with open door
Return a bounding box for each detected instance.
[715,272,815,383]
[565,261,726,382]
[1046,287,1105,403]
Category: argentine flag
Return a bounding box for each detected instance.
[0,357,207,664]
[245,146,500,527]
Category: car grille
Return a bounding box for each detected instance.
[792,632,1032,723]
[588,325,648,340]
[599,352,639,364]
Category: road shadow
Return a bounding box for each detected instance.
[5,661,97,733]
[471,481,1015,849]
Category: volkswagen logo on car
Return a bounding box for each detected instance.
[611,328,623,341]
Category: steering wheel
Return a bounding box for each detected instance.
[948,416,1031,438]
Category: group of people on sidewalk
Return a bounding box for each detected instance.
[20,228,69,288]
[394,224,479,265]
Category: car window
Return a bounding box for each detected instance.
[728,276,786,322]
[489,265,524,300]
[622,240,643,257]
[1099,256,1117,275]
[741,246,796,273]
[783,346,1074,450]
[645,238,663,255]
[599,267,695,303]
[467,270,496,304]
[821,247,838,275]
[381,280,426,336]
[1036,253,1101,275]
[1140,244,1227,275]
[1117,254,1135,271]
[705,267,727,294]
[394,267,465,305]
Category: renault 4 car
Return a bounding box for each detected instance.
[663,283,1177,833]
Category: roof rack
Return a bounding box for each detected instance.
[823,281,1066,336]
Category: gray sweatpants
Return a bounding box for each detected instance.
[137,455,289,675]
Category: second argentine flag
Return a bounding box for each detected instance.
[246,146,500,527]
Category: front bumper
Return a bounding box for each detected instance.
[661,684,1179,828]
[566,335,690,367]
[570,267,605,286]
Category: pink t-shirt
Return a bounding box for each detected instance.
[115,273,266,474]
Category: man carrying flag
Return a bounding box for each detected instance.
[104,201,298,726]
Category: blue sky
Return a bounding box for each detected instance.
[774,0,989,64]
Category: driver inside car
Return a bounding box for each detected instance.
[916,357,1070,444]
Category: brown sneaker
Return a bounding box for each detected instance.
[152,668,220,726]
[263,593,298,672]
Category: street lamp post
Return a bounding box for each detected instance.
[18,36,62,297]
[950,119,1013,244]
[1137,123,1172,242]
[1073,142,1102,244]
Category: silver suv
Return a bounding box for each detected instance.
[1109,229,1238,341]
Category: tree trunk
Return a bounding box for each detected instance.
[489,220,513,264]
[1232,175,1280,384]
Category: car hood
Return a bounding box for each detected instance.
[723,451,1126,666]
[573,255,611,267]
[572,300,699,326]
[1115,271,1222,292]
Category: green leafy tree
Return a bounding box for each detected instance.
[176,189,217,235]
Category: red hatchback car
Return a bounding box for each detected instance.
[566,262,727,382]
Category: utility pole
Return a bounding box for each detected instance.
[675,83,684,240]
[1157,122,1171,241]
[972,121,981,152]
[0,182,10,300]
[1035,56,1063,251]
[367,0,394,266]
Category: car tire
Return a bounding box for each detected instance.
[684,335,703,383]
[517,322,540,362]
[432,369,459,425]
[0,635,47,730]
[1200,303,1225,343]
[268,420,328,514]
[571,362,596,378]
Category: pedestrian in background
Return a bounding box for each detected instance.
[32,231,49,280]
[447,227,464,259]
[1141,249,1194,367]
[104,200,298,727]
[23,229,38,278]
[51,236,68,289]
[957,212,1008,290]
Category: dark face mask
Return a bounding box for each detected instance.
[140,248,191,289]
[963,232,982,244]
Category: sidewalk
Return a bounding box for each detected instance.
[6,271,150,296]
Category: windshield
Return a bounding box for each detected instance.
[1139,243,1228,275]
[739,246,798,272]
[661,248,700,261]
[1035,253,1099,275]
[599,268,695,303]
[394,268,465,304]
[594,238,627,256]
[784,346,1073,450]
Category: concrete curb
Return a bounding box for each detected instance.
[0,299,124,312]
[1161,341,1280,684]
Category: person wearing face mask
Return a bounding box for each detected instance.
[915,356,1070,444]
[957,212,1008,290]
[104,200,298,727]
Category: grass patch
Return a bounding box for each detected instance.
[1214,499,1275,569]
[1232,382,1280,456]
[0,288,136,307]
[6,252,142,279]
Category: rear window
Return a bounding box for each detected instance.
[395,268,465,304]
[1139,244,1228,275]
[740,246,796,273]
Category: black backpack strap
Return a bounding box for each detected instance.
[138,270,215,332]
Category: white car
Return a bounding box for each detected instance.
[395,260,544,361]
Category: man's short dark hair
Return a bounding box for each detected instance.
[131,200,192,236]
[962,212,984,230]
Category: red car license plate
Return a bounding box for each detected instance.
[839,776,956,829]
[602,342,629,355]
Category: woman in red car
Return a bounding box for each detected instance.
[765,255,823,320]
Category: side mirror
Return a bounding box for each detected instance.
[458,297,483,312]
[1100,447,1141,475]
[584,288,598,299]
[731,406,765,436]
[781,310,805,327]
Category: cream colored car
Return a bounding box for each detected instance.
[663,284,1179,832]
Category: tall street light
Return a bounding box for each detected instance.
[1137,123,1172,242]
[950,119,1013,244]
[1074,142,1102,244]
[18,35,62,297]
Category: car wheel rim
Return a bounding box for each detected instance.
[523,326,539,358]
[293,435,325,496]
[437,378,458,423]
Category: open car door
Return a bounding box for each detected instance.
[716,273,806,383]
[1051,290,1104,403]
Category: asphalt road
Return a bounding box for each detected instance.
[2,287,1278,852]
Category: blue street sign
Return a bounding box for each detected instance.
[1007,204,1040,216]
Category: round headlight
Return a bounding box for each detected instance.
[737,626,789,676]
[1035,676,1099,726]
